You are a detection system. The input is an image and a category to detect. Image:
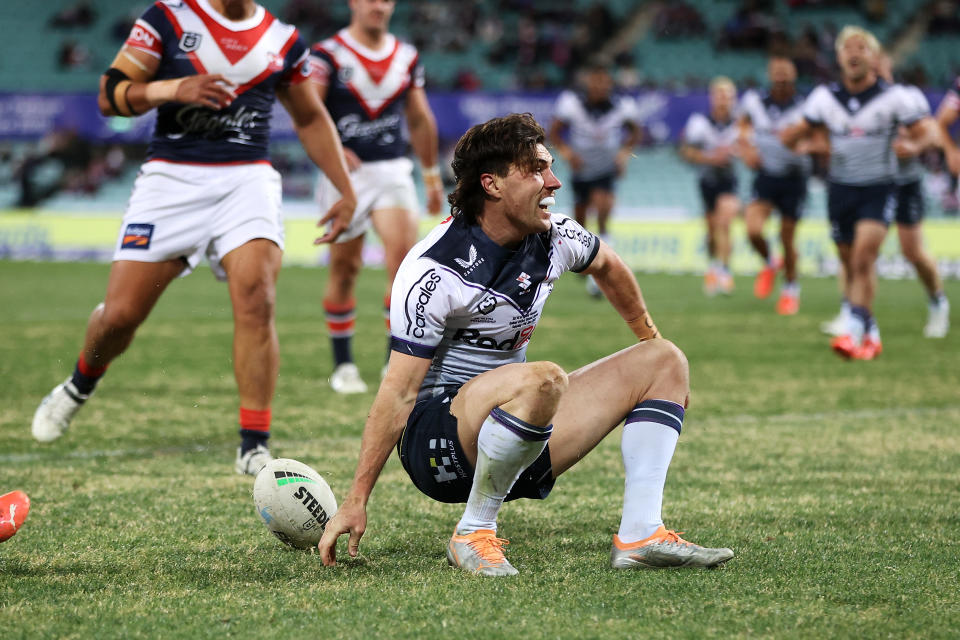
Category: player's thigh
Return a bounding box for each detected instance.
[102,259,186,327]
[896,223,924,262]
[745,200,773,234]
[327,236,365,280]
[450,361,565,465]
[370,206,418,278]
[590,188,615,214]
[715,194,740,224]
[221,238,282,314]
[549,340,688,477]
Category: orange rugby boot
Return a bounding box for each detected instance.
[0,490,30,543]
[831,334,858,359]
[776,291,799,315]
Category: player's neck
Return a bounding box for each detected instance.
[477,213,524,250]
[842,72,877,95]
[207,0,256,21]
[346,24,389,51]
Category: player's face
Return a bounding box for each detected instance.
[710,86,736,120]
[768,58,796,94]
[350,0,394,32]
[501,144,562,235]
[838,35,876,82]
[585,70,613,102]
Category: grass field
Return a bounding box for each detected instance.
[1,260,958,639]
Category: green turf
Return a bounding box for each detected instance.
[1,261,958,639]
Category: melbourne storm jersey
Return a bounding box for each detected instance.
[894,84,931,185]
[682,112,739,183]
[802,80,925,186]
[311,30,424,162]
[391,214,599,402]
[553,90,640,180]
[739,89,811,177]
[125,0,311,164]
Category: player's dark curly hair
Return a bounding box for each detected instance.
[447,113,545,225]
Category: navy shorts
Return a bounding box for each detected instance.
[894,180,925,226]
[827,182,895,245]
[397,388,555,504]
[752,171,808,220]
[572,173,616,206]
[699,175,737,213]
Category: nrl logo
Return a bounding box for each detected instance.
[179,32,202,53]
[476,295,496,315]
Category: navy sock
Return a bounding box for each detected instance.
[332,337,352,367]
[239,429,269,454]
[70,357,106,396]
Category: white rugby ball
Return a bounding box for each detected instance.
[253,458,338,550]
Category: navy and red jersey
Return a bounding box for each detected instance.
[310,29,424,162]
[124,0,311,164]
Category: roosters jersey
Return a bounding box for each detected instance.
[391,214,599,403]
[739,89,811,176]
[310,29,424,162]
[802,80,924,185]
[124,0,311,164]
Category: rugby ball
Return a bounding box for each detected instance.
[253,458,337,550]
[0,490,30,543]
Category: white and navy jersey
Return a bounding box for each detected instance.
[681,112,739,182]
[802,80,925,186]
[390,214,600,403]
[553,90,640,180]
[895,84,931,185]
[125,0,311,164]
[739,89,811,177]
[311,30,424,162]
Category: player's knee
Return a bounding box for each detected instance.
[233,279,276,324]
[523,361,569,402]
[99,302,146,335]
[650,340,689,392]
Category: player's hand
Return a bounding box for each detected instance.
[174,74,236,110]
[615,148,632,176]
[426,184,444,216]
[568,152,584,172]
[892,136,919,159]
[343,148,363,172]
[318,497,367,566]
[711,147,732,166]
[315,197,356,244]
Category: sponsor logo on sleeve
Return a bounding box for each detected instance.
[121,223,154,249]
[404,269,442,339]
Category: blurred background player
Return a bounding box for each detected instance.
[30,0,357,475]
[549,62,642,298]
[311,0,443,394]
[738,57,812,315]
[783,27,930,360]
[680,77,741,296]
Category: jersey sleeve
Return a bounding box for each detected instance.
[738,90,759,123]
[554,90,579,123]
[389,260,457,359]
[802,86,827,125]
[904,85,931,121]
[123,3,169,59]
[280,33,312,86]
[551,214,600,273]
[409,50,425,89]
[309,45,334,86]
[619,95,642,126]
[681,113,706,146]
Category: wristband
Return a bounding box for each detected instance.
[627,312,660,342]
[422,165,441,179]
[103,68,132,116]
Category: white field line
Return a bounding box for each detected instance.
[2,405,959,465]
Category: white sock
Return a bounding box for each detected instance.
[617,400,683,543]
[782,282,799,296]
[457,409,551,534]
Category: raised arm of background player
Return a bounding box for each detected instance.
[935,94,960,176]
[99,45,357,244]
[316,240,663,566]
[892,116,942,161]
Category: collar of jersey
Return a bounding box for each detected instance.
[193,0,266,32]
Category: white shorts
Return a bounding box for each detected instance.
[316,156,419,243]
[113,161,284,280]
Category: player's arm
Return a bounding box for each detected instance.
[97,46,235,117]
[317,352,432,566]
[549,119,582,171]
[277,79,357,244]
[893,117,940,159]
[736,114,761,170]
[936,97,960,175]
[615,121,642,175]
[581,240,659,341]
[404,87,444,215]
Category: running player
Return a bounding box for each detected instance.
[311,0,443,394]
[31,0,357,475]
[318,114,733,576]
[680,77,741,296]
[549,63,642,297]
[738,57,811,315]
[782,26,930,359]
